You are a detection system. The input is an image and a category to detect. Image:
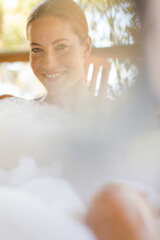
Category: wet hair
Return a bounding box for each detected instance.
[26,0,89,43]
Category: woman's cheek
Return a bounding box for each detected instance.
[64,45,83,65]
[61,48,76,65]
[31,56,42,75]
[63,48,84,75]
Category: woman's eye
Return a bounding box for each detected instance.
[56,44,68,50]
[31,48,42,53]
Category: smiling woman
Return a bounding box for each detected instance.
[26,0,92,107]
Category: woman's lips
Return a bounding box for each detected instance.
[42,71,66,80]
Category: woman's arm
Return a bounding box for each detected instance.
[0,94,14,100]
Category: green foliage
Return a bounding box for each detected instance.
[78,0,138,45]
[77,0,139,97]
[0,0,40,50]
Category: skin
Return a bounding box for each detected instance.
[143,0,160,101]
[0,95,14,100]
[86,184,159,240]
[28,16,91,106]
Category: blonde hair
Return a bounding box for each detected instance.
[27,0,89,43]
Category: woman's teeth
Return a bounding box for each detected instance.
[44,72,64,79]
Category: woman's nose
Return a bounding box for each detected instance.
[43,51,58,69]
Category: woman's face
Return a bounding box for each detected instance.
[28,16,91,95]
[143,0,160,100]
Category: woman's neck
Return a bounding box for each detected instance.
[44,79,89,109]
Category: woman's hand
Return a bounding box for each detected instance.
[86,184,160,240]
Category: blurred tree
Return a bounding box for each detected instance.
[0,0,40,50]
[0,2,3,46]
[78,0,139,45]
[78,0,139,97]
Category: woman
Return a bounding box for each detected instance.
[26,0,92,108]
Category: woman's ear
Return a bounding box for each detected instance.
[83,35,92,59]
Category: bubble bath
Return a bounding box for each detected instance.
[0,97,160,239]
[0,157,96,240]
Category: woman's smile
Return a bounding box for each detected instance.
[42,71,66,81]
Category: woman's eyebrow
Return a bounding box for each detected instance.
[30,43,41,46]
[52,38,71,45]
[30,39,71,46]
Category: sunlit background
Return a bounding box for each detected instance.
[0,0,138,100]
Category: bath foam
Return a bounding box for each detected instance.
[0,97,159,204]
[0,156,96,240]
